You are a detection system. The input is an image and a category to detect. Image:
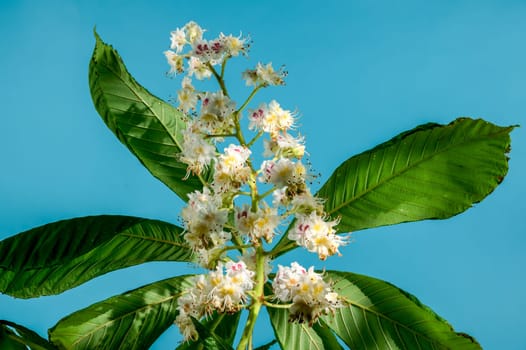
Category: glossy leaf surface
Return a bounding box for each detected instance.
[0,215,192,298]
[90,32,206,200]
[323,271,481,349]
[49,275,194,350]
[272,118,514,256]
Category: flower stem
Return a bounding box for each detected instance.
[207,62,229,97]
[236,245,266,350]
[237,85,262,114]
[263,301,292,309]
[247,131,263,148]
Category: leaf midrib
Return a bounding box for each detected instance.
[341,296,459,348]
[325,126,510,217]
[94,43,185,156]
[64,289,185,347]
[0,231,188,272]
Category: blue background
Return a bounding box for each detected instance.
[0,0,524,349]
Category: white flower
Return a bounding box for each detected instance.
[248,103,267,131]
[259,158,306,188]
[181,188,229,250]
[188,56,212,80]
[266,100,295,134]
[256,62,285,86]
[206,261,255,313]
[288,212,347,260]
[235,203,280,243]
[220,32,248,57]
[212,144,252,192]
[242,62,286,87]
[263,133,305,159]
[179,131,216,176]
[219,144,251,174]
[170,27,187,53]
[248,101,295,136]
[225,261,255,290]
[184,21,205,45]
[177,89,197,113]
[174,313,198,342]
[242,69,259,86]
[164,50,184,75]
[272,186,288,207]
[290,189,324,214]
[272,263,342,325]
[272,262,307,302]
[201,91,236,121]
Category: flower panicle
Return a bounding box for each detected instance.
[165,21,350,343]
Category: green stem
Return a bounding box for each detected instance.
[247,131,263,148]
[263,301,292,309]
[268,240,297,258]
[236,245,266,350]
[207,62,229,97]
[197,173,209,188]
[237,85,262,114]
[206,133,236,138]
[221,58,229,79]
[220,244,252,254]
[257,187,276,201]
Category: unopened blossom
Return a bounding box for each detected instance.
[179,131,215,176]
[272,263,341,325]
[288,212,347,260]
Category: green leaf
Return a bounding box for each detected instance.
[188,317,234,350]
[1,320,56,350]
[176,312,241,350]
[0,326,27,350]
[254,339,278,350]
[272,118,515,256]
[311,320,344,350]
[49,275,194,350]
[89,31,208,200]
[0,215,193,298]
[267,306,327,350]
[323,270,481,349]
